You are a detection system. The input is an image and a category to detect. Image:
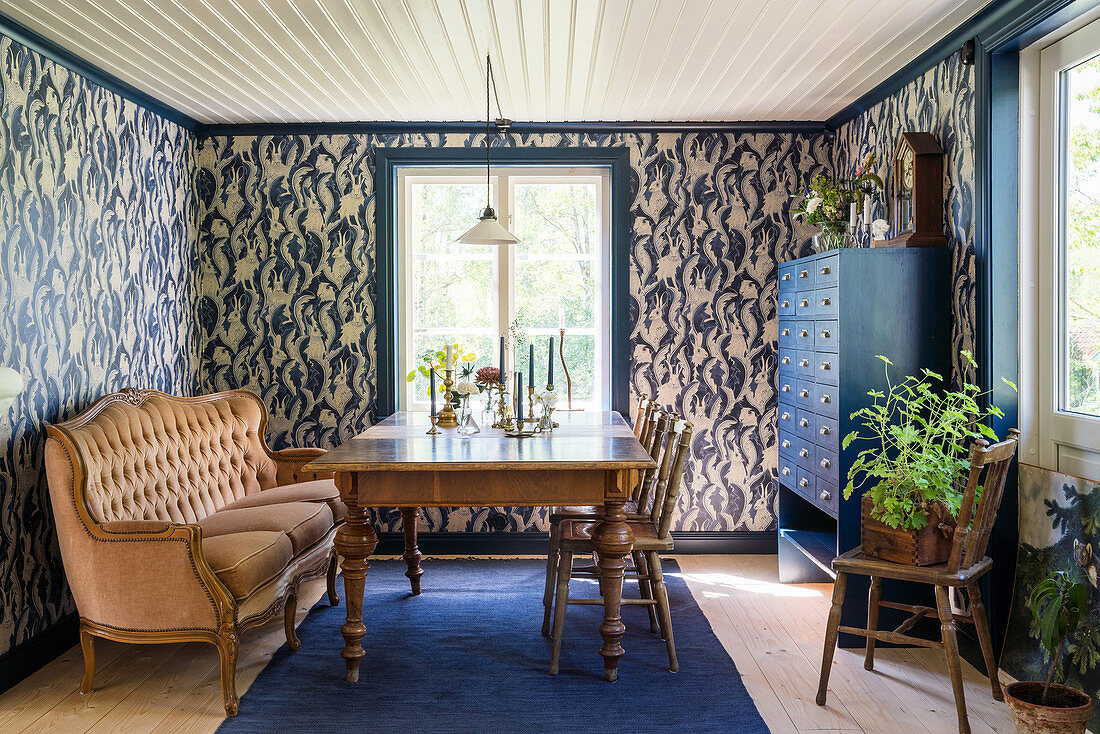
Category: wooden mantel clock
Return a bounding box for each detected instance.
[879,132,948,248]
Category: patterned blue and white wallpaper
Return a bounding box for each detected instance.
[0,37,195,659]
[832,51,975,384]
[193,132,832,534]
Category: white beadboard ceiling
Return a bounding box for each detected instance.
[0,0,990,125]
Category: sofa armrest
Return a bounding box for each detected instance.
[267,447,333,485]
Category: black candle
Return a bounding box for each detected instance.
[429,368,436,416]
[515,371,523,422]
[499,335,506,387]
[528,343,534,388]
[547,336,554,388]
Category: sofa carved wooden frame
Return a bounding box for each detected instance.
[46,388,341,716]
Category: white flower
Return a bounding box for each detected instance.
[455,380,479,396]
[805,197,823,215]
[871,218,890,240]
[536,391,558,408]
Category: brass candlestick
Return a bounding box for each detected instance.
[425,414,440,435]
[558,327,583,411]
[491,381,512,430]
[436,368,459,428]
[524,385,539,423]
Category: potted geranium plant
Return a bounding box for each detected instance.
[1004,571,1094,733]
[792,152,883,251]
[841,351,1015,565]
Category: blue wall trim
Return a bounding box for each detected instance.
[373,530,777,556]
[373,146,633,417]
[0,10,200,132]
[197,120,830,137]
[825,0,1076,130]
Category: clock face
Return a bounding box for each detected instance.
[897,145,915,232]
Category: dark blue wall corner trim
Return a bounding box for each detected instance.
[197,120,830,137]
[825,0,1077,130]
[373,146,632,418]
[0,11,200,132]
[0,613,77,696]
[374,530,777,556]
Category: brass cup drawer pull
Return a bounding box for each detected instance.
[820,490,832,502]
[820,426,831,436]
[781,300,790,308]
[781,328,790,336]
[820,458,831,469]
[781,439,791,449]
[820,265,831,275]
[781,412,791,420]
[819,394,831,404]
[781,357,790,364]
[799,449,809,458]
[799,419,810,428]
[820,329,830,338]
[820,297,831,306]
[799,389,809,398]
[820,362,832,371]
[799,478,810,488]
[782,273,791,281]
[782,467,791,476]
[782,384,791,392]
[799,330,808,337]
[799,270,809,278]
[799,299,809,308]
[799,359,809,367]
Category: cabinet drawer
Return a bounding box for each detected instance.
[794,468,816,501]
[778,405,797,434]
[795,351,816,379]
[779,454,797,488]
[813,382,839,417]
[778,374,798,401]
[815,287,839,318]
[794,292,816,318]
[815,352,839,385]
[778,293,795,317]
[794,409,816,441]
[814,443,840,485]
[815,255,838,286]
[813,413,839,449]
[778,347,804,374]
[794,320,815,349]
[794,440,815,471]
[779,319,796,341]
[815,319,838,351]
[794,262,816,289]
[812,477,840,517]
[794,381,815,410]
[779,263,796,293]
[778,432,796,457]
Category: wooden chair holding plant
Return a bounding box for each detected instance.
[815,354,1019,734]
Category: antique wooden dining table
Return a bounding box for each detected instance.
[302,410,656,684]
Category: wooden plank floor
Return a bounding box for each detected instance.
[0,554,1016,733]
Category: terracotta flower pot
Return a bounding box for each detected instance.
[1004,681,1094,734]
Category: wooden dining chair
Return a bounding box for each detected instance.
[540,401,665,635]
[548,416,693,674]
[816,430,1020,734]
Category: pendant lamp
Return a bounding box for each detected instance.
[456,55,519,245]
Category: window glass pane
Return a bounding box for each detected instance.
[1063,58,1100,416]
[515,257,594,329]
[412,182,490,253]
[413,257,493,329]
[513,183,597,256]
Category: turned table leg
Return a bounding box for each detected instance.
[592,497,634,682]
[334,502,378,683]
[401,506,423,595]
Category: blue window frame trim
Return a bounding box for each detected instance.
[373,146,633,418]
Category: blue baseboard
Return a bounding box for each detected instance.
[375,530,777,556]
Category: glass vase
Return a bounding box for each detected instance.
[457,398,480,436]
[813,228,856,252]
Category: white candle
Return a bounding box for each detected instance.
[863,194,872,224]
[445,344,452,370]
[558,307,565,329]
[849,201,857,229]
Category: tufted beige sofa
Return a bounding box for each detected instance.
[44,388,346,716]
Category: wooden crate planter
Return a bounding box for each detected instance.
[860,495,956,566]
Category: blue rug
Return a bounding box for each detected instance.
[218,559,769,733]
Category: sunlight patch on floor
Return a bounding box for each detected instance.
[678,571,823,598]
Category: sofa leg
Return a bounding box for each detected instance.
[284,594,301,652]
[217,634,239,717]
[79,624,95,694]
[327,549,340,606]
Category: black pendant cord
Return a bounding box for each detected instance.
[485,54,491,213]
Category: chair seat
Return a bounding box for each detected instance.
[559,518,674,552]
[549,501,638,524]
[198,502,333,555]
[202,531,294,600]
[222,479,348,523]
[832,546,992,587]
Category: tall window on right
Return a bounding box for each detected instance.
[1035,16,1100,478]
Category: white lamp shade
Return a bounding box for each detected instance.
[455,212,520,246]
[0,366,23,413]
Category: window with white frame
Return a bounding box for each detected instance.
[1024,14,1100,480]
[396,167,611,412]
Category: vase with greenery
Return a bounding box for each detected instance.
[793,152,883,251]
[406,343,479,406]
[841,351,1016,537]
[1004,571,1094,733]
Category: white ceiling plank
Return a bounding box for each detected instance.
[0,0,993,124]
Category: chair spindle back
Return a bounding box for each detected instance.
[632,394,651,437]
[634,409,672,512]
[648,418,693,539]
[948,429,1020,574]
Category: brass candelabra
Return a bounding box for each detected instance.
[436,368,459,428]
[491,381,514,431]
